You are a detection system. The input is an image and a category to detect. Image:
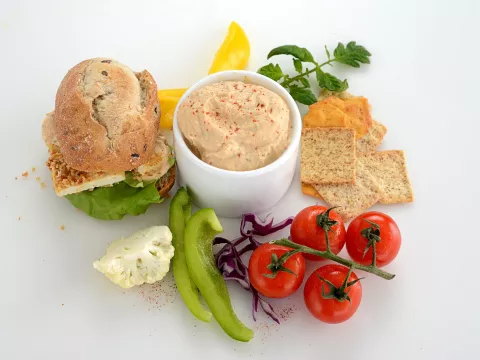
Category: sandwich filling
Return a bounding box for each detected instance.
[42,113,175,220]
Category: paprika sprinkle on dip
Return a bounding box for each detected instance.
[177,81,291,171]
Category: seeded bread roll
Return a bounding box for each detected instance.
[54,58,160,172]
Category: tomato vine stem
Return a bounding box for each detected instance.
[271,238,395,280]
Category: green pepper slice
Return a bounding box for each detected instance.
[169,188,212,322]
[184,208,254,342]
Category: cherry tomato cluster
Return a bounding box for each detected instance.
[248,206,401,324]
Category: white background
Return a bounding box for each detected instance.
[0,0,478,359]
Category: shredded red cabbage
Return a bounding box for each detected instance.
[214,213,294,324]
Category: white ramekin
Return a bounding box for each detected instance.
[172,70,301,218]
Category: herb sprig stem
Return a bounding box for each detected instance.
[280,59,334,87]
[258,41,371,105]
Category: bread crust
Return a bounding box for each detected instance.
[54,58,160,172]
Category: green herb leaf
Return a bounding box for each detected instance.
[267,45,315,63]
[258,63,284,81]
[333,41,371,68]
[66,181,163,220]
[293,59,303,73]
[300,77,310,88]
[325,45,331,60]
[316,69,349,92]
[289,88,317,105]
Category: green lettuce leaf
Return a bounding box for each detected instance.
[168,145,176,167]
[124,172,155,188]
[124,172,144,188]
[65,181,163,220]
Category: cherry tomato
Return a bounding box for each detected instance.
[346,211,401,267]
[248,244,306,298]
[290,206,346,261]
[304,264,362,324]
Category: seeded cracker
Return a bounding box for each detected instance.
[314,162,382,222]
[356,120,387,153]
[359,150,414,204]
[301,128,356,185]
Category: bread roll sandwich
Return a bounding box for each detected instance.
[42,58,175,220]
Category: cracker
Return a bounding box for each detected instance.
[317,90,372,139]
[341,97,373,138]
[314,162,382,222]
[301,128,356,185]
[359,151,414,204]
[303,101,348,128]
[356,120,387,153]
[319,90,354,100]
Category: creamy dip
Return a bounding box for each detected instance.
[177,81,291,171]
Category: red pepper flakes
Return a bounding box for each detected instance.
[216,112,220,116]
[234,127,240,132]
[137,278,178,310]
[237,153,241,158]
[279,304,298,322]
[206,112,210,115]
[21,171,28,177]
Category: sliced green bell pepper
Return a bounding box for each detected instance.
[169,188,212,322]
[184,208,254,342]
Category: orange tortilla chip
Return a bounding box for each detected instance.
[303,95,373,139]
[322,96,345,109]
[342,97,372,138]
[303,101,347,128]
[301,183,323,200]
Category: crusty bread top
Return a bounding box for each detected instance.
[359,151,414,204]
[301,127,356,185]
[42,112,59,149]
[54,58,160,172]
